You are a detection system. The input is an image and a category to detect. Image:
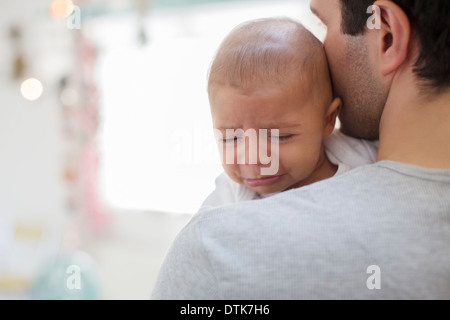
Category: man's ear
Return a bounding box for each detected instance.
[324,97,342,138]
[372,0,411,76]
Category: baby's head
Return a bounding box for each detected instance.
[208,17,341,194]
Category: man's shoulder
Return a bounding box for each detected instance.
[190,160,450,235]
[191,163,382,230]
[158,161,450,300]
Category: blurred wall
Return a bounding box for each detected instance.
[0,0,77,297]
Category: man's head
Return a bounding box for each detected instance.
[340,0,450,90]
[208,18,341,194]
[310,0,450,140]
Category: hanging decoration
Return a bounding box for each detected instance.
[59,25,107,234]
[9,25,26,81]
[49,0,75,19]
[136,0,153,46]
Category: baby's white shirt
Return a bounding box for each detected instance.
[199,130,379,212]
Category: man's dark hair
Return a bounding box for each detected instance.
[340,0,450,90]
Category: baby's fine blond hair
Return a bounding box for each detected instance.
[208,17,333,108]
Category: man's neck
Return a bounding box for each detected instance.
[378,78,450,169]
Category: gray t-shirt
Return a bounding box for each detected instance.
[151,161,450,300]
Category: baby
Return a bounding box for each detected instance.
[200,17,378,211]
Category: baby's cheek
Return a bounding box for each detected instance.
[279,142,321,172]
[222,164,242,183]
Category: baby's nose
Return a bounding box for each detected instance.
[236,137,270,165]
[235,143,264,166]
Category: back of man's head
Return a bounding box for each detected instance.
[340,0,450,92]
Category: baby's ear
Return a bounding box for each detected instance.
[324,97,342,138]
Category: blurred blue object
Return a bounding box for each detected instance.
[30,251,101,300]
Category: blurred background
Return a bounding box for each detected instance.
[0,0,324,299]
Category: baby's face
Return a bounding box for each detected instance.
[210,82,337,194]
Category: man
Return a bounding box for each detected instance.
[152,0,450,299]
